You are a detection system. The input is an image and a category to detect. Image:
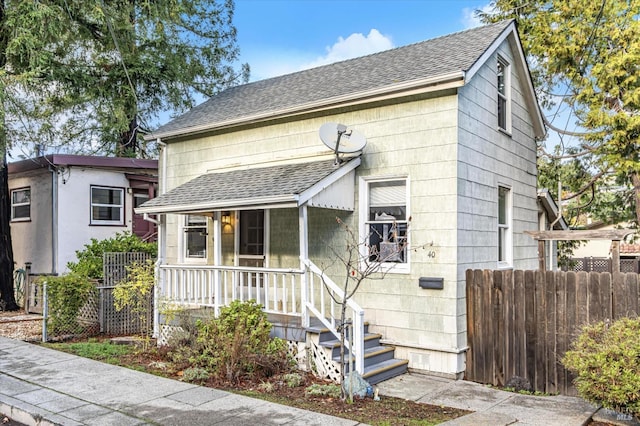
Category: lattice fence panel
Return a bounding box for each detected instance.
[100,252,155,336]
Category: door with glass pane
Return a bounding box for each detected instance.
[238,210,265,290]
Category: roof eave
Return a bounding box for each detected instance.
[146,72,465,141]
[135,194,299,215]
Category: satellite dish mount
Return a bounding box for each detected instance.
[333,124,352,162]
[319,122,367,164]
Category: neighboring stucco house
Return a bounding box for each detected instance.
[8,155,158,275]
[137,20,544,381]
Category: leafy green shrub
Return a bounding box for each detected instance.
[563,317,640,419]
[113,260,155,340]
[283,372,304,388]
[305,383,341,398]
[42,274,96,335]
[182,367,210,384]
[67,232,156,279]
[167,300,291,383]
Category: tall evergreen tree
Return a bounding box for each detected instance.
[0,0,248,310]
[479,0,640,226]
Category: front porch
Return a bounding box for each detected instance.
[138,157,408,383]
[155,261,408,384]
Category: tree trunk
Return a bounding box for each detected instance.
[117,115,138,156]
[632,172,640,226]
[0,151,19,311]
[0,0,19,311]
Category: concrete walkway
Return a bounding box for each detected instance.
[0,336,605,425]
[377,373,599,425]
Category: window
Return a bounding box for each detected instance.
[363,178,409,267]
[91,186,124,225]
[498,186,512,267]
[11,188,31,221]
[497,57,511,131]
[184,215,207,259]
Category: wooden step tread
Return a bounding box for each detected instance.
[332,345,395,362]
[319,333,382,349]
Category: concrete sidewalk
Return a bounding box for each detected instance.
[377,373,599,425]
[0,337,359,425]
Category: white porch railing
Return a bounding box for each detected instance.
[158,264,304,317]
[156,261,365,375]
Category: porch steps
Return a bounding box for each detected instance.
[307,322,408,385]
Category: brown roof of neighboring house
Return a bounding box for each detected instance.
[621,243,640,255]
[8,154,158,174]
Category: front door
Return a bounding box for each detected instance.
[238,209,265,268]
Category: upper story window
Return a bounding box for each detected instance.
[183,214,207,260]
[498,185,512,268]
[11,188,31,221]
[361,178,409,272]
[497,57,511,132]
[91,186,124,225]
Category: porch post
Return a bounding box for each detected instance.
[213,212,222,316]
[299,204,309,327]
[153,213,166,339]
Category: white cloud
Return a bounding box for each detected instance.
[461,3,493,29]
[301,29,394,70]
[246,29,394,82]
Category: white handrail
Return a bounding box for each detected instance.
[302,259,365,375]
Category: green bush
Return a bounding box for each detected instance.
[563,317,640,419]
[113,260,155,341]
[67,232,157,279]
[42,274,96,335]
[182,367,210,384]
[168,300,291,383]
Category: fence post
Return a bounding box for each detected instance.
[42,282,48,343]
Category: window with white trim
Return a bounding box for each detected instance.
[363,178,409,267]
[498,185,512,267]
[90,186,124,225]
[11,188,31,221]
[497,57,511,132]
[183,215,207,259]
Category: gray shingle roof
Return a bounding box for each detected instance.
[152,20,513,138]
[137,158,355,213]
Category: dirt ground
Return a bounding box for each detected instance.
[0,311,42,342]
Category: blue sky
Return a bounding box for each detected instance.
[233,0,491,82]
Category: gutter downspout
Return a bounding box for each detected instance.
[49,166,58,275]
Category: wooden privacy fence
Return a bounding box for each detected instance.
[465,269,640,395]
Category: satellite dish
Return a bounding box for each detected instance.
[319,123,367,154]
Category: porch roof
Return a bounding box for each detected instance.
[136,157,360,214]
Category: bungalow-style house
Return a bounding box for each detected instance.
[8,155,158,275]
[137,20,544,382]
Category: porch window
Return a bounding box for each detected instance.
[362,178,409,268]
[91,186,124,225]
[498,185,512,267]
[497,57,511,132]
[184,215,207,259]
[11,187,31,221]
